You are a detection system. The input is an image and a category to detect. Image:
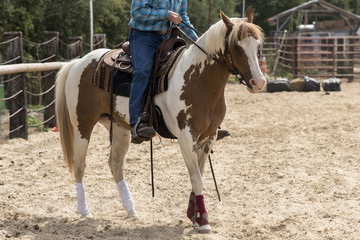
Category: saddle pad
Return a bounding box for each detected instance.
[92,50,115,92]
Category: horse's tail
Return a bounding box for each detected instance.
[55,60,78,173]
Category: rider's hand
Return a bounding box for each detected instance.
[168,11,182,25]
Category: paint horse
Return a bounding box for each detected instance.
[55,8,264,234]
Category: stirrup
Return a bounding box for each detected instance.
[131,118,156,144]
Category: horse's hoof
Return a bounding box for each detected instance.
[80,213,93,219]
[126,209,138,218]
[191,222,199,228]
[198,224,212,234]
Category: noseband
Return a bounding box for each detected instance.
[179,21,253,90]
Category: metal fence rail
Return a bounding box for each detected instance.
[262,33,360,81]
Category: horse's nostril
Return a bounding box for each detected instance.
[250,79,255,86]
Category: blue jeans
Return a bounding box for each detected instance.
[128,28,167,125]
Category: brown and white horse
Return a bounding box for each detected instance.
[55,8,264,234]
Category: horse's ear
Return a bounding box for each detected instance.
[245,6,253,23]
[220,11,233,32]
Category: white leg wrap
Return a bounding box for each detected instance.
[117,180,135,212]
[76,183,90,216]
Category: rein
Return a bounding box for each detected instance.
[179,21,253,90]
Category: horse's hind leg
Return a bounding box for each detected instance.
[73,132,92,218]
[106,121,137,218]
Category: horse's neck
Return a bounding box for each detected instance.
[185,34,230,93]
[166,35,229,131]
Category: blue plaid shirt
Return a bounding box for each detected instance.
[129,0,198,41]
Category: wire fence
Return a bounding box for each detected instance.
[0,71,56,137]
[0,31,125,140]
[0,32,107,140]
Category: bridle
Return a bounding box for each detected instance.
[178,21,253,90]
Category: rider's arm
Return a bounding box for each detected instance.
[178,1,198,41]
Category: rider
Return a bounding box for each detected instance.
[128,0,198,143]
[128,0,230,143]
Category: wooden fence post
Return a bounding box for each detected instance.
[43,31,59,128]
[93,34,106,49]
[4,31,28,139]
[67,36,83,60]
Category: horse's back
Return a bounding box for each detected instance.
[65,48,113,141]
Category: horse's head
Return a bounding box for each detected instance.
[221,7,265,93]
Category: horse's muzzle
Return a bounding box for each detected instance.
[248,78,265,93]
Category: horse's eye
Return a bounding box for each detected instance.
[234,43,242,52]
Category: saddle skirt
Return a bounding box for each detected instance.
[92,48,132,94]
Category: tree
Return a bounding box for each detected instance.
[1,0,360,51]
[187,0,237,33]
[43,0,89,41]
[93,0,131,44]
[0,0,44,41]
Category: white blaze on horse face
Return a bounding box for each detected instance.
[238,37,265,92]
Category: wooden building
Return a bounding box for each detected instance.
[268,0,360,37]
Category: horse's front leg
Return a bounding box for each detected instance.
[186,138,214,228]
[179,137,211,234]
[106,122,137,218]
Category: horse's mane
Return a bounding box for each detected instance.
[205,18,264,56]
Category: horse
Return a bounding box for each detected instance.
[55,7,265,234]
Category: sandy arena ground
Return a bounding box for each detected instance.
[1,82,360,240]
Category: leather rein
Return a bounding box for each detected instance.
[178,21,253,90]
